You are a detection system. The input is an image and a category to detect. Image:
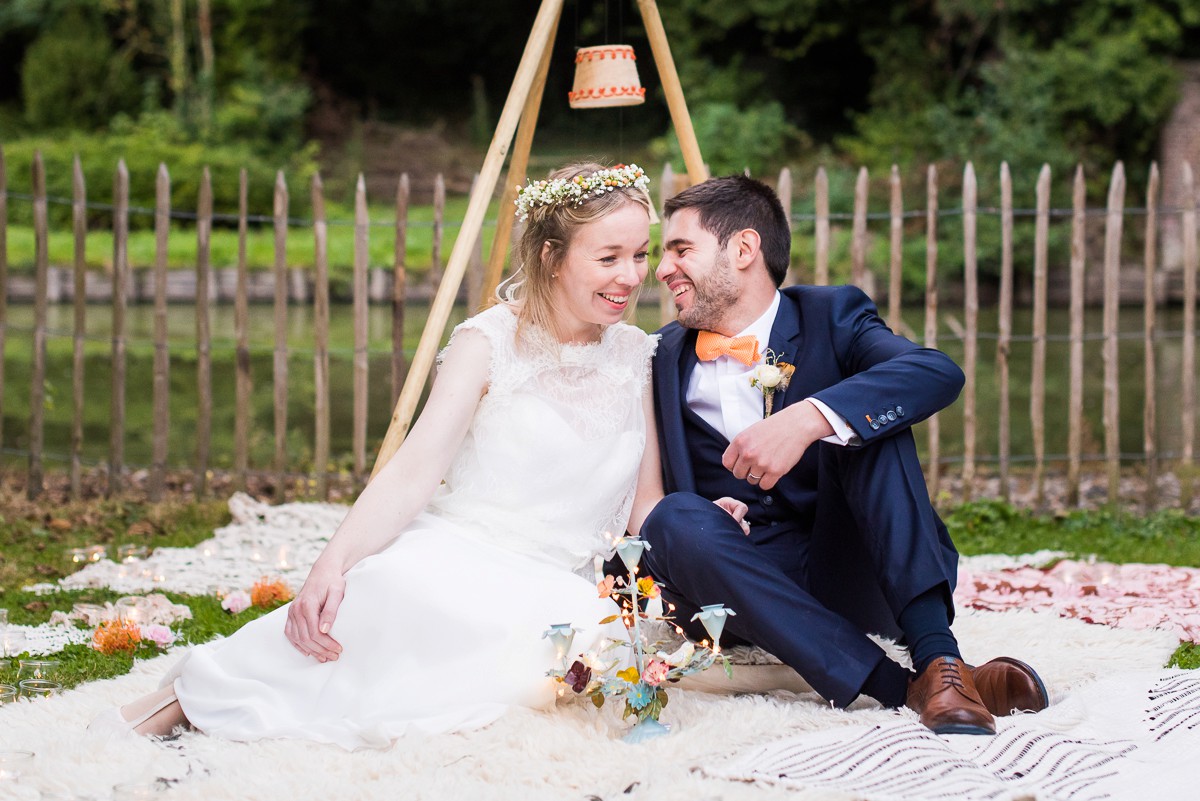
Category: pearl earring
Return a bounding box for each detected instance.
[551,273,558,278]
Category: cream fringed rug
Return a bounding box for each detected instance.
[0,609,1185,801]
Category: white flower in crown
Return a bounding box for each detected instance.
[515,164,650,220]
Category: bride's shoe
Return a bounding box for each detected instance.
[88,692,178,738]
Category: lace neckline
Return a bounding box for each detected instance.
[496,303,630,362]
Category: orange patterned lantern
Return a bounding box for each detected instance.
[569,45,646,109]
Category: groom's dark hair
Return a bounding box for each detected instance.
[663,175,791,287]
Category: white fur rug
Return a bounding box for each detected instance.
[0,608,1182,801]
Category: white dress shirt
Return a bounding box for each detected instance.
[685,292,858,445]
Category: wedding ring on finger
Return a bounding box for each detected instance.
[747,472,762,482]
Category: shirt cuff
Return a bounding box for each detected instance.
[805,397,862,447]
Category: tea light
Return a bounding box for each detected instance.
[1,631,25,658]
[115,597,142,623]
[117,545,150,563]
[0,684,16,704]
[16,659,59,681]
[201,544,218,558]
[18,679,61,699]
[86,545,108,562]
[277,546,290,569]
[72,604,106,626]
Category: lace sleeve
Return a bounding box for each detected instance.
[606,323,659,394]
[436,303,519,389]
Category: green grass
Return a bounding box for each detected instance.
[1,494,1196,690]
[0,492,285,690]
[0,195,500,282]
[944,500,1200,670]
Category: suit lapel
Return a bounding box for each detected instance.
[766,291,807,410]
[654,325,698,494]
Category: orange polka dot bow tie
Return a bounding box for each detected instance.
[694,331,761,366]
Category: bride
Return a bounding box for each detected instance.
[92,163,747,749]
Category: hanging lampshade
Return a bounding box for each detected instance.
[569,45,646,109]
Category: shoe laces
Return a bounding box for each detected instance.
[936,659,966,690]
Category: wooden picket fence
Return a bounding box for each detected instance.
[1,147,1198,510]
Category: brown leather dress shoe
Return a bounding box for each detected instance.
[972,656,1049,716]
[906,656,996,736]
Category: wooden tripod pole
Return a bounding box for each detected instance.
[637,0,706,186]
[481,8,559,307]
[370,0,565,478]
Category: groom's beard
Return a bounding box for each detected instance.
[676,251,739,332]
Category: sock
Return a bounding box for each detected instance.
[859,656,910,708]
[899,585,961,675]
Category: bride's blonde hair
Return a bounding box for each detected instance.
[500,162,652,341]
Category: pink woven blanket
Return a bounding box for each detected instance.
[955,558,1200,643]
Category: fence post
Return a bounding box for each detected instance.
[815,167,830,286]
[1067,166,1086,507]
[1180,163,1196,505]
[430,172,446,289]
[0,145,7,473]
[353,173,370,479]
[234,168,251,490]
[466,172,484,312]
[272,171,290,500]
[393,173,410,406]
[312,173,330,500]
[961,162,977,502]
[28,152,49,499]
[1143,163,1160,509]
[1103,162,1125,503]
[997,163,1013,502]
[1031,165,1050,510]
[70,156,87,497]
[195,167,213,499]
[659,163,677,327]
[150,164,171,501]
[888,165,903,330]
[851,167,869,291]
[924,165,940,497]
[108,159,130,497]
[778,166,795,285]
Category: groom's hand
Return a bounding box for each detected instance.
[723,400,833,491]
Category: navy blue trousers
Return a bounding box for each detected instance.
[640,430,957,708]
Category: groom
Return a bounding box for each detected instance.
[640,175,1048,735]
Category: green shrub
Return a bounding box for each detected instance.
[1,114,319,230]
[19,7,138,130]
[653,101,806,177]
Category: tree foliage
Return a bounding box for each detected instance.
[19,6,138,129]
[0,0,1196,184]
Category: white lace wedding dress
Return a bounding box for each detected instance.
[172,304,657,749]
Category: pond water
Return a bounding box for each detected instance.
[0,300,1192,473]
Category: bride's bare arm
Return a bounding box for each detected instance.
[625,381,747,538]
[285,329,491,661]
[626,383,664,538]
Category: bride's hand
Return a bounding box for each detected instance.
[713,496,750,535]
[284,562,346,662]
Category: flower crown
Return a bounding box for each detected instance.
[515,164,650,220]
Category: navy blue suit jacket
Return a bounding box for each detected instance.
[652,284,964,532]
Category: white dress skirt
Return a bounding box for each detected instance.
[172,305,657,750]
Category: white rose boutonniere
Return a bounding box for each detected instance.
[749,349,795,417]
